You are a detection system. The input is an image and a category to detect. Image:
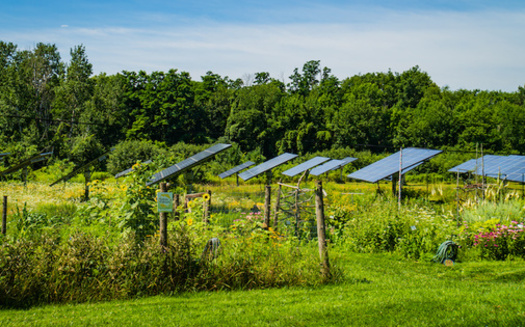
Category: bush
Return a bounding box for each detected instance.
[107,140,168,175]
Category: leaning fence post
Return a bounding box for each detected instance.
[173,193,180,220]
[273,184,282,230]
[315,181,330,278]
[2,195,7,236]
[203,190,212,224]
[159,182,168,247]
[264,185,271,230]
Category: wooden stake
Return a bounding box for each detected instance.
[273,184,282,230]
[173,193,180,220]
[159,182,168,247]
[2,196,7,236]
[264,185,271,230]
[204,190,212,224]
[315,181,330,278]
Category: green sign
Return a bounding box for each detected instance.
[157,192,173,212]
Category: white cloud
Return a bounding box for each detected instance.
[6,8,525,91]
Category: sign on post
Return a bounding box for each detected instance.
[157,192,173,212]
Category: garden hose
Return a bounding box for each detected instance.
[433,240,458,265]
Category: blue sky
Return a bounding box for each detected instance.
[2,0,525,91]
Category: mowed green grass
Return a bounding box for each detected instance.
[2,252,525,327]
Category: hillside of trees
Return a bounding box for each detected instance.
[2,41,525,171]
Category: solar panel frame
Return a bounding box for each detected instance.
[0,151,53,176]
[310,159,344,176]
[347,148,442,183]
[146,143,232,186]
[238,153,298,181]
[218,161,256,179]
[309,157,358,176]
[115,160,153,179]
[50,148,115,186]
[448,158,478,173]
[449,155,525,183]
[281,156,331,177]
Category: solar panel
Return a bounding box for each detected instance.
[449,155,525,182]
[347,148,442,183]
[146,143,232,186]
[309,157,354,176]
[339,157,358,166]
[115,160,153,179]
[0,151,53,176]
[448,159,478,173]
[0,152,10,158]
[50,148,114,186]
[238,153,298,181]
[218,161,255,179]
[281,156,330,177]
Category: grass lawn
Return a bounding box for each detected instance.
[2,252,525,326]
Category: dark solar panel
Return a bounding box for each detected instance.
[448,158,478,173]
[340,157,358,166]
[50,148,115,186]
[310,159,344,176]
[115,160,153,179]
[281,156,330,177]
[310,157,358,176]
[146,143,231,186]
[218,161,255,179]
[449,155,525,182]
[1,151,53,176]
[238,153,298,181]
[347,148,442,183]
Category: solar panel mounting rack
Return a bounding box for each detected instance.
[0,151,53,176]
[146,143,232,186]
[309,157,357,176]
[115,160,153,179]
[50,148,115,187]
[238,153,298,181]
[347,148,442,183]
[281,156,331,177]
[219,161,255,179]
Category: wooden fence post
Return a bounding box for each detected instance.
[315,181,330,278]
[204,190,212,224]
[173,194,180,220]
[2,196,7,236]
[264,185,271,230]
[159,182,168,247]
[273,184,282,230]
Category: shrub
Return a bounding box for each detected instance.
[470,221,525,260]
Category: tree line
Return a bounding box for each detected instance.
[2,41,525,167]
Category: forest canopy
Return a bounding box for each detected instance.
[2,41,525,168]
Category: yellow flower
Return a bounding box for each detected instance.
[187,218,194,226]
[203,193,211,201]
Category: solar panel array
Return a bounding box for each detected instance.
[310,157,358,176]
[50,148,114,186]
[1,151,53,176]
[450,154,525,183]
[115,160,153,179]
[281,156,330,177]
[347,148,442,183]
[218,161,255,179]
[238,153,298,181]
[146,143,232,186]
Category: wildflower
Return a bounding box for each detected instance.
[187,218,194,226]
[203,193,211,201]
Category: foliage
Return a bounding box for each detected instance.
[4,41,525,177]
